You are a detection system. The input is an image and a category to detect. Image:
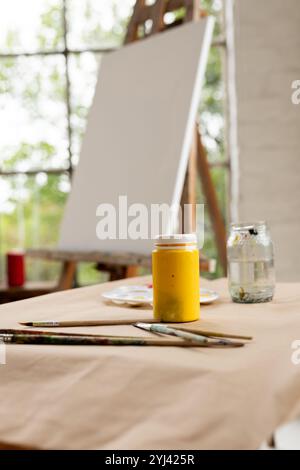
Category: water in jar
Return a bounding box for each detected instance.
[227,222,275,303]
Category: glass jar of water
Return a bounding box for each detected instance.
[227,221,275,303]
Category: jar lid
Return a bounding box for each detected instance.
[230,221,267,232]
[155,233,197,246]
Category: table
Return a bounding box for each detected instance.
[0,281,56,304]
[0,276,300,450]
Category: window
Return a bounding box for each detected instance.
[0,0,227,284]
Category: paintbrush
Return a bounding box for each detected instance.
[19,319,252,341]
[134,323,245,348]
[0,328,147,339]
[0,330,211,347]
[172,326,252,341]
[19,319,156,328]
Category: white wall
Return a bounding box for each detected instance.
[230,0,300,281]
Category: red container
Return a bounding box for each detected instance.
[6,251,25,287]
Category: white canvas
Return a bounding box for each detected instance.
[59,19,214,255]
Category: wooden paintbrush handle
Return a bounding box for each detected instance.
[1,333,212,347]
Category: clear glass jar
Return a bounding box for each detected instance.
[227,221,275,303]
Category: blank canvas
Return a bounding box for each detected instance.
[59,19,214,254]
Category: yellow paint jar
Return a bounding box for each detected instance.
[152,234,200,323]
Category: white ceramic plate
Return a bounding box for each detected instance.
[102,286,153,306]
[199,287,219,304]
[102,285,219,306]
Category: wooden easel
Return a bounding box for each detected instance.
[21,0,227,299]
[124,0,227,271]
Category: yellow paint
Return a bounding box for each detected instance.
[152,245,200,323]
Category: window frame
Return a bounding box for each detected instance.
[0,0,229,283]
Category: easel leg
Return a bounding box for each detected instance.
[196,129,227,274]
[57,261,77,291]
[181,126,197,233]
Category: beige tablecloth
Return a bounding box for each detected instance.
[0,276,300,450]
